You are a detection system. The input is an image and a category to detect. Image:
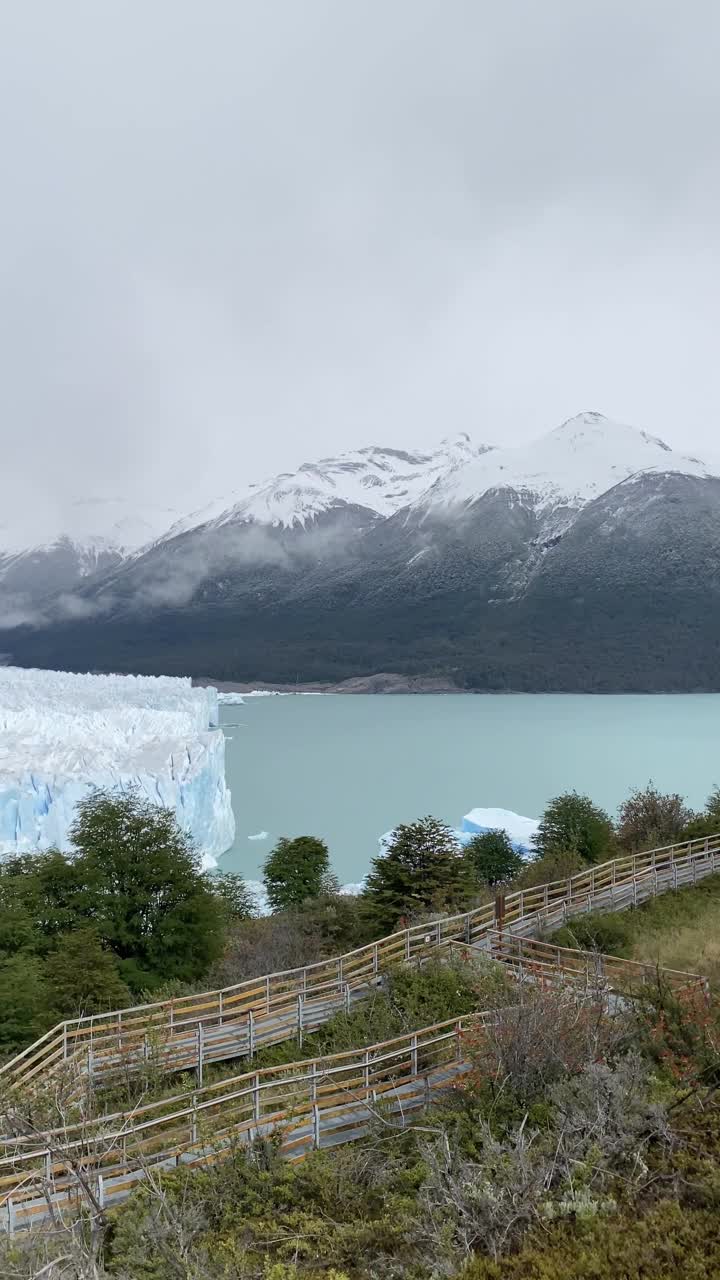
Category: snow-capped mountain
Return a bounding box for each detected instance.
[0,497,179,559]
[7,412,720,693]
[0,499,180,625]
[163,435,487,539]
[416,412,716,518]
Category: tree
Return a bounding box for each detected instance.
[362,816,473,932]
[465,830,523,887]
[616,782,693,853]
[68,788,227,990]
[210,871,258,921]
[516,848,585,889]
[682,785,720,840]
[532,792,614,865]
[263,836,331,912]
[43,929,132,1020]
[0,954,47,1051]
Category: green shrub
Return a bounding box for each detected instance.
[532,792,615,865]
[459,1202,720,1278]
[549,913,633,957]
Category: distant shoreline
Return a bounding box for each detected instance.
[194,674,720,696]
[195,672,466,695]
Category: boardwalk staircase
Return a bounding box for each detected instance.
[1,833,718,1094]
[0,832,717,1233]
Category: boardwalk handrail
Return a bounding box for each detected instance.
[0,929,707,1233]
[0,1014,476,1230]
[2,831,719,1091]
[455,930,709,997]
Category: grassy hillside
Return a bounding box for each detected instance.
[551,873,720,987]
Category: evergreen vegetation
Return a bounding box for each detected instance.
[465,829,523,886]
[361,816,475,931]
[532,791,615,864]
[263,836,332,912]
[0,790,229,1049]
[3,778,720,1276]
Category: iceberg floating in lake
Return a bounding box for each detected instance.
[217,691,245,705]
[0,667,235,865]
[378,807,539,860]
[461,807,539,855]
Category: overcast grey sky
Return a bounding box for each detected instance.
[1,1,719,527]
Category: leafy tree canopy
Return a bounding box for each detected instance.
[263,836,332,913]
[532,792,615,865]
[465,830,523,887]
[616,782,693,854]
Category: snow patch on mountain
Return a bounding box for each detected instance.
[417,412,718,517]
[0,498,180,560]
[167,436,490,535]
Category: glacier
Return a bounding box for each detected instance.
[0,667,235,865]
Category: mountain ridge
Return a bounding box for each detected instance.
[4,412,720,693]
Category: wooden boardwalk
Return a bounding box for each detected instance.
[1,833,718,1095]
[0,831,716,1233]
[0,1017,473,1233]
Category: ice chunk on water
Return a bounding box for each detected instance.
[0,667,235,862]
[378,807,539,860]
[461,807,539,855]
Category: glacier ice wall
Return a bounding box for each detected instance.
[0,668,235,863]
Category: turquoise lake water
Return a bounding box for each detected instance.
[218,695,720,885]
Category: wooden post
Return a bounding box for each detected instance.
[191,1092,198,1144]
[63,1023,68,1060]
[465,912,472,943]
[373,942,379,976]
[363,1051,371,1095]
[265,975,271,1014]
[197,1023,204,1087]
[297,995,304,1048]
[253,1073,261,1124]
[248,1008,255,1059]
[312,1103,321,1149]
[494,891,506,937]
[7,1197,14,1236]
[218,990,224,1025]
[410,1033,418,1076]
[344,983,351,1014]
[98,1175,105,1210]
[455,1019,463,1062]
[404,929,411,962]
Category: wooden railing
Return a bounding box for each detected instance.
[454,930,709,999]
[0,1015,475,1233]
[2,832,718,1093]
[0,935,707,1234]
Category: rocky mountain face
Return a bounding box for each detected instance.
[5,414,720,691]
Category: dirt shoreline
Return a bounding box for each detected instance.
[194,672,465,695]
